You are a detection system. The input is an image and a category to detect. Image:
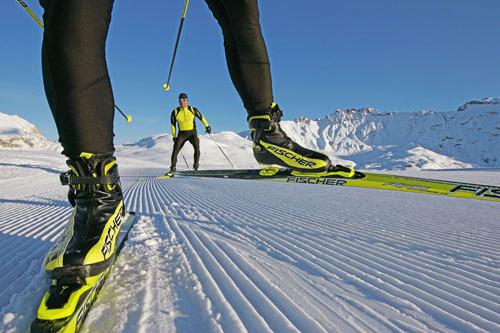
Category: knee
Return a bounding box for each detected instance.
[216,1,261,36]
[46,29,106,63]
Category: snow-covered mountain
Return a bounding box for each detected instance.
[2,98,499,170]
[241,97,499,170]
[0,112,59,151]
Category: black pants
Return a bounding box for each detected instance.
[40,0,273,157]
[171,131,200,169]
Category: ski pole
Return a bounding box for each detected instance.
[16,0,43,29]
[209,134,236,169]
[180,151,190,169]
[162,0,190,91]
[114,104,133,123]
[16,0,133,125]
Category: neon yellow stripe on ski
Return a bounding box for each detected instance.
[350,173,499,202]
[282,172,500,202]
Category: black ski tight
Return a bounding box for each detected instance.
[204,0,273,113]
[40,0,273,157]
[170,130,200,169]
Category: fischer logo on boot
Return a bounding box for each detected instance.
[265,145,317,168]
[101,212,123,258]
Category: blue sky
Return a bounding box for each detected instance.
[1,0,499,143]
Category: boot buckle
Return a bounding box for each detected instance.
[59,171,119,186]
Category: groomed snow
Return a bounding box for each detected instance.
[0,151,499,333]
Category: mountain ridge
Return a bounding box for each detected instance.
[0,113,60,151]
[2,97,498,170]
[247,97,499,169]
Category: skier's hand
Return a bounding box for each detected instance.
[205,126,212,134]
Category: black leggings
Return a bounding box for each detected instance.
[171,130,200,169]
[40,0,273,157]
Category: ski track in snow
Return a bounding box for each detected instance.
[0,167,499,333]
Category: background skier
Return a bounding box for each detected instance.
[169,92,211,173]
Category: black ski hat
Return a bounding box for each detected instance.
[178,93,188,100]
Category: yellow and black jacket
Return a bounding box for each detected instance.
[170,106,209,137]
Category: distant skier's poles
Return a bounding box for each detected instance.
[162,0,190,91]
[180,151,189,169]
[16,0,43,28]
[114,104,133,123]
[209,134,236,169]
[15,0,133,124]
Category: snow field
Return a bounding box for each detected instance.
[0,162,499,332]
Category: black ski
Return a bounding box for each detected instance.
[165,168,500,202]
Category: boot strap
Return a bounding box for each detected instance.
[248,116,273,143]
[60,171,119,186]
[249,119,272,131]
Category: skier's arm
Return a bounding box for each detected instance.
[193,107,209,128]
[170,110,177,137]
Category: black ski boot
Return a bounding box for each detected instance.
[248,103,332,173]
[249,103,357,178]
[33,153,134,330]
[193,163,199,171]
[44,152,125,280]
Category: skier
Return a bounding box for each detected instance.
[168,92,211,173]
[36,0,353,322]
